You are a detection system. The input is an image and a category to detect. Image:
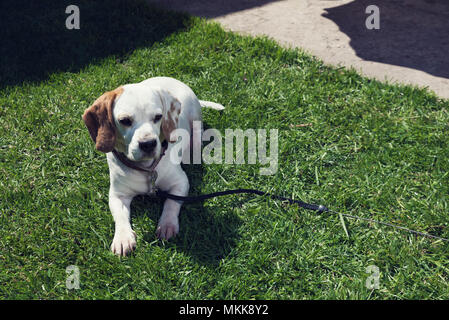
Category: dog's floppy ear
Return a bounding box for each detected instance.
[157,88,181,143]
[82,87,123,152]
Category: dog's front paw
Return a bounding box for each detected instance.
[156,215,179,240]
[111,229,137,256]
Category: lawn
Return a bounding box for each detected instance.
[1,0,449,299]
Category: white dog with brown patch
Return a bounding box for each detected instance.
[82,77,224,256]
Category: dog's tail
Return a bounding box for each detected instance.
[199,100,225,110]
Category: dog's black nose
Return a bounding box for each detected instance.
[139,139,157,153]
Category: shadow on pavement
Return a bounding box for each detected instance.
[323,0,449,79]
[149,0,281,18]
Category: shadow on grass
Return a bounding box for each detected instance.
[132,161,242,266]
[0,0,190,88]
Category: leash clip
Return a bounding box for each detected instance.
[147,171,158,195]
[317,205,328,213]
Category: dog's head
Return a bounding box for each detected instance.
[82,85,181,161]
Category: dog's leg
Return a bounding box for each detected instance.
[156,170,189,240]
[109,193,137,256]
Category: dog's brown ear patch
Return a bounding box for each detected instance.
[82,87,123,153]
[162,99,181,143]
[156,88,181,143]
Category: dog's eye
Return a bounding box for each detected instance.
[119,118,133,126]
[154,114,162,123]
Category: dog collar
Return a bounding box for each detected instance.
[111,140,168,194]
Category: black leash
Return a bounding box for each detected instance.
[157,188,328,212]
[110,146,447,243]
[156,189,449,243]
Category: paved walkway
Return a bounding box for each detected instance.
[150,0,449,99]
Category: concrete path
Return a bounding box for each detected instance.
[149,0,449,99]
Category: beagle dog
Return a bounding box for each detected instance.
[82,77,224,256]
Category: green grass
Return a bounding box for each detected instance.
[1,0,449,299]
